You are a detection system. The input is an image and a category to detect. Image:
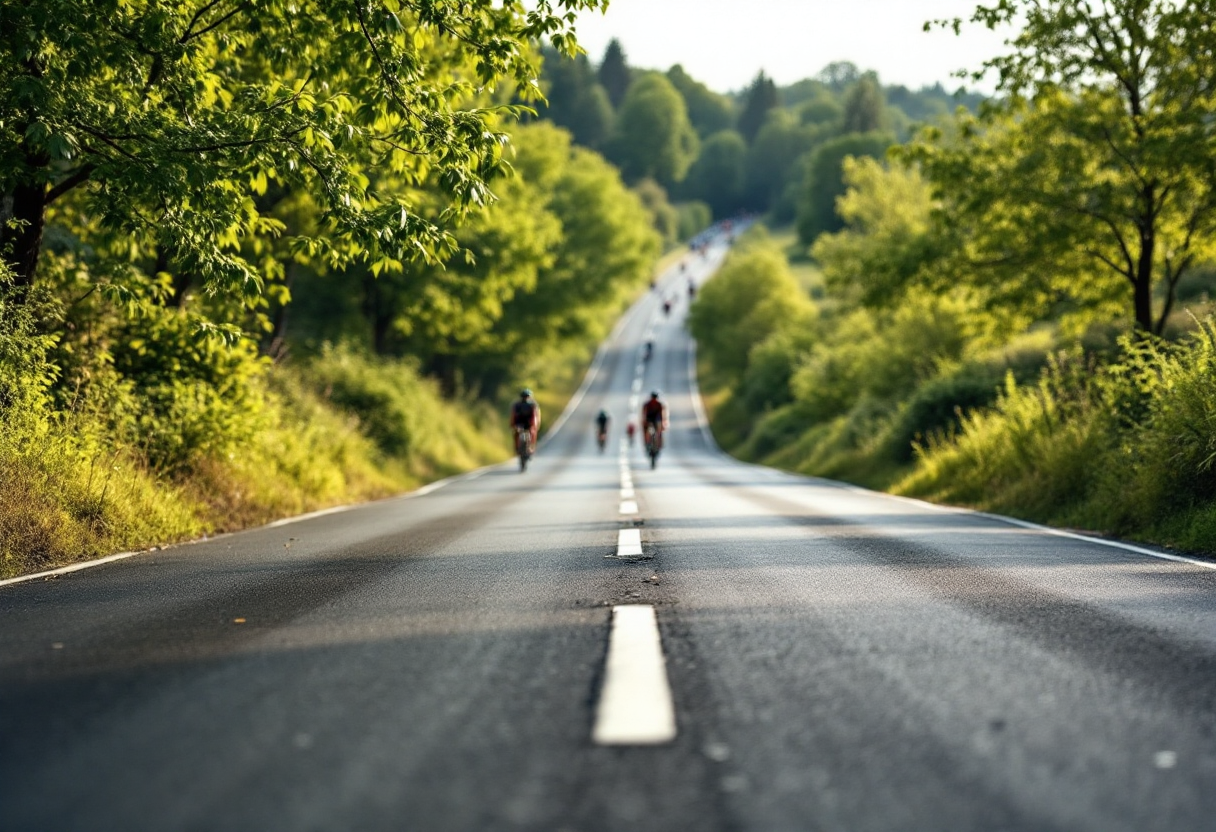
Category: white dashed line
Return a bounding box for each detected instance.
[631,378,642,393]
[593,605,677,745]
[620,487,635,499]
[620,500,639,515]
[616,528,643,558]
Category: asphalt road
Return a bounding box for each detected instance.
[4,235,1216,832]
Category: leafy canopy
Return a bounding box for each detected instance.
[0,0,608,295]
[920,0,1216,334]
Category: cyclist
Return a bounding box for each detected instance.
[595,409,611,451]
[640,390,668,450]
[625,420,637,446]
[510,388,541,454]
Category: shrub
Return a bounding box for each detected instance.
[887,362,1005,462]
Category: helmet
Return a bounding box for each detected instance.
[520,388,532,398]
[650,390,661,399]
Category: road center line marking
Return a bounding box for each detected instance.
[593,605,677,746]
[617,528,643,558]
[620,487,635,499]
[631,378,642,393]
[619,500,639,515]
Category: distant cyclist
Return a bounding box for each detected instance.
[641,390,668,442]
[640,391,669,468]
[510,389,541,454]
[595,409,611,452]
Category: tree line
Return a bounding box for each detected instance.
[531,41,984,243]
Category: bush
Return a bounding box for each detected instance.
[109,307,269,474]
[689,237,815,377]
[886,362,1005,461]
[300,343,503,478]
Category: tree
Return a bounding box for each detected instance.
[539,49,614,149]
[632,179,680,245]
[811,157,935,305]
[681,130,748,219]
[666,65,735,138]
[842,75,887,133]
[799,96,844,129]
[817,61,861,92]
[922,0,1216,334]
[493,128,661,357]
[604,73,699,187]
[736,71,780,143]
[742,110,822,214]
[0,0,606,296]
[598,39,632,107]
[797,132,893,244]
[689,239,813,377]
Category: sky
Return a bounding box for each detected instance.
[570,0,1014,94]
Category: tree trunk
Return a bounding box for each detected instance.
[362,272,392,354]
[1134,189,1156,334]
[427,353,459,397]
[262,262,295,361]
[2,178,48,288]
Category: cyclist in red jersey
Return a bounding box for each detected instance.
[641,391,668,439]
[510,389,541,452]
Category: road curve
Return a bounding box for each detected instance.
[3,235,1216,832]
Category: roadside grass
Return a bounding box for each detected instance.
[0,411,203,578]
[0,349,508,579]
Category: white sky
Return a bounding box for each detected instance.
[570,0,1014,94]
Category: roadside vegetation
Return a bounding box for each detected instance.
[8,0,1212,575]
[691,1,1216,554]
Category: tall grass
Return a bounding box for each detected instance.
[898,323,1216,552]
[0,337,507,579]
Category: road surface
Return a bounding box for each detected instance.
[3,235,1216,831]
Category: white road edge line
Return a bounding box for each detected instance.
[0,551,145,588]
[686,340,729,459]
[592,604,677,746]
[0,463,494,589]
[542,277,653,445]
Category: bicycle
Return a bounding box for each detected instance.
[644,423,663,469]
[515,425,533,472]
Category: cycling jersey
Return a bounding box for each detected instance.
[512,399,538,428]
[642,399,665,425]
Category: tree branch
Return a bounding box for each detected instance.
[46,164,96,204]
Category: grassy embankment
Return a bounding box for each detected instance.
[693,226,1216,555]
[0,346,505,580]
